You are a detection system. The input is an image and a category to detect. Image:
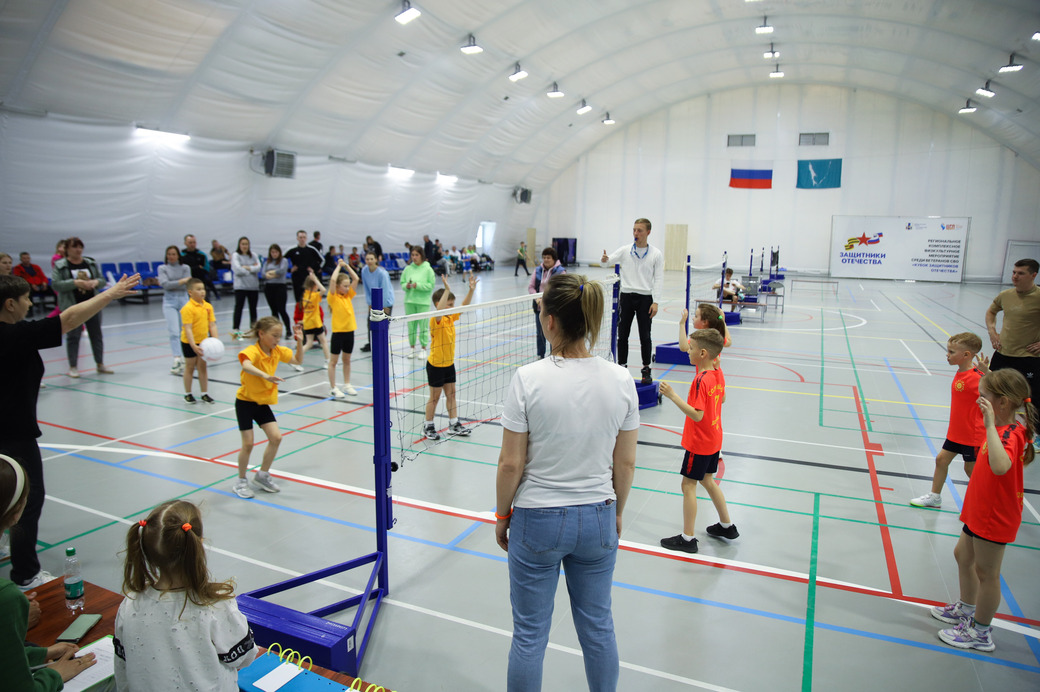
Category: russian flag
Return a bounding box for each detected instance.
[730,161,773,189]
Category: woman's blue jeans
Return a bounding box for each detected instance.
[507,501,619,691]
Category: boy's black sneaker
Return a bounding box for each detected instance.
[360,343,371,352]
[660,534,698,553]
[200,394,215,404]
[640,366,653,385]
[184,394,197,404]
[705,523,739,540]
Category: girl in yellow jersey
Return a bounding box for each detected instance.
[232,317,304,499]
[297,270,330,370]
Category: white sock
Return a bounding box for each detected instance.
[425,420,434,428]
[450,418,459,426]
[200,391,207,396]
[681,533,695,542]
[720,522,733,528]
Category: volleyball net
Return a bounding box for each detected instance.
[377,274,620,468]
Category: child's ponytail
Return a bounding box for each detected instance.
[1022,399,1036,466]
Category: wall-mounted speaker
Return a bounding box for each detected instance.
[264,149,296,178]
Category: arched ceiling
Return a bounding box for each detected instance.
[1,0,1038,190]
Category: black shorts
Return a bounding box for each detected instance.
[426,362,456,389]
[235,399,276,431]
[941,439,977,463]
[680,450,720,481]
[181,341,199,359]
[303,326,324,337]
[963,524,1006,546]
[330,331,354,355]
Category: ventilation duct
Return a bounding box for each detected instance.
[264,149,296,178]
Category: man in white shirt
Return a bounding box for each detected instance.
[602,218,664,384]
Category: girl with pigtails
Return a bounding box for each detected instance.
[114,499,256,691]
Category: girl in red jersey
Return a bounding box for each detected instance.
[930,368,1035,652]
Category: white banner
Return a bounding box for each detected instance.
[829,216,970,281]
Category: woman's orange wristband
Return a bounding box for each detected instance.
[495,509,512,520]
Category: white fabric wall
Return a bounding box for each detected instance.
[0,113,530,265]
[532,85,1040,282]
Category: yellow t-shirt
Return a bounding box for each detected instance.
[302,290,323,330]
[180,300,215,344]
[327,288,357,333]
[428,313,460,368]
[236,343,294,405]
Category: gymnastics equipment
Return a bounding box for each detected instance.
[237,288,393,678]
[199,337,224,362]
[387,274,620,467]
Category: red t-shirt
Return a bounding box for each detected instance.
[960,422,1028,543]
[680,368,724,455]
[947,368,983,447]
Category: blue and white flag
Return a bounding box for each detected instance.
[797,159,842,189]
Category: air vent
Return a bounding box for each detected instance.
[513,186,532,204]
[264,149,296,178]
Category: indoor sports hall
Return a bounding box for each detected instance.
[2,2,1040,692]
[17,267,1040,691]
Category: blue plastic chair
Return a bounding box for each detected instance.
[135,261,155,278]
[100,263,118,279]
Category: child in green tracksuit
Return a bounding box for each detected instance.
[400,246,436,359]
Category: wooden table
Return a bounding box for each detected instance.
[27,577,378,688]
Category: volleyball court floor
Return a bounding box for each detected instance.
[8,268,1039,691]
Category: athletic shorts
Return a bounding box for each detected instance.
[303,326,324,337]
[426,362,456,389]
[941,439,977,463]
[236,398,276,431]
[181,341,199,359]
[330,331,354,355]
[680,450,720,481]
[963,524,1006,546]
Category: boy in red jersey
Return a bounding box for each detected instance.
[658,328,737,554]
[910,333,989,508]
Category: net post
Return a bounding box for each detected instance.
[719,252,728,309]
[370,288,392,595]
[684,254,691,334]
[611,263,621,362]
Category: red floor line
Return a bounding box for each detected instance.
[850,385,903,597]
[39,420,1040,627]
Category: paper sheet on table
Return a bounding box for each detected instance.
[253,661,305,691]
[61,635,115,692]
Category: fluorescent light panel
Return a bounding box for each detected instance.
[769,64,784,78]
[576,99,592,115]
[958,100,976,114]
[395,1,420,25]
[763,43,779,59]
[461,34,483,54]
[602,112,615,125]
[135,126,189,143]
[976,80,995,98]
[547,82,564,98]
[756,16,773,34]
[508,63,528,82]
[998,53,1022,72]
[388,165,414,178]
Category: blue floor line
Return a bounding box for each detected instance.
[48,447,1040,675]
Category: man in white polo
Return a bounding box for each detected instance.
[602,217,664,384]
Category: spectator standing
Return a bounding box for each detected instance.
[263,244,292,336]
[359,249,394,352]
[52,237,112,378]
[0,270,140,589]
[528,247,566,359]
[309,231,324,254]
[985,258,1040,406]
[181,234,215,301]
[365,235,383,262]
[285,230,323,303]
[515,241,530,276]
[158,245,191,375]
[231,236,261,340]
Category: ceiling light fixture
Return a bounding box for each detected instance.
[508,63,528,82]
[602,112,615,125]
[135,126,190,143]
[394,0,421,25]
[763,43,779,59]
[958,99,977,114]
[388,165,414,178]
[1032,31,1040,41]
[756,16,774,35]
[998,53,1022,73]
[975,80,995,98]
[769,64,784,78]
[546,82,564,98]
[460,34,483,55]
[576,99,592,115]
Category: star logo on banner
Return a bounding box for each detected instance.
[857,233,870,246]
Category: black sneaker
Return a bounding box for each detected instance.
[200,394,215,404]
[705,523,739,540]
[184,394,197,404]
[641,366,653,385]
[360,343,371,352]
[423,426,440,441]
[660,534,698,553]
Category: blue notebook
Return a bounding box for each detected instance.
[238,650,348,692]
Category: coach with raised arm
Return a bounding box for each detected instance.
[602,217,664,384]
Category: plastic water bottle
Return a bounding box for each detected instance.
[64,546,85,612]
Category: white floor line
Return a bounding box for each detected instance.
[1024,497,1040,525]
[718,353,935,378]
[900,339,931,376]
[44,494,743,690]
[869,299,881,311]
[642,425,934,460]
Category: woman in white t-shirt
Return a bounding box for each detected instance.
[495,273,639,692]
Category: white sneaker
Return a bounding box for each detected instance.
[909,493,941,508]
[343,384,358,396]
[232,478,254,499]
[17,570,56,592]
[407,350,416,359]
[67,368,79,379]
[171,364,185,376]
[331,387,346,399]
[419,348,427,360]
[323,360,329,368]
[252,471,281,493]
[290,363,304,372]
